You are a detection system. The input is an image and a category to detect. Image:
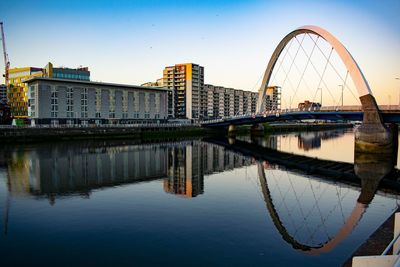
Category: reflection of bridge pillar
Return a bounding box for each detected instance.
[228,125,236,137]
[355,94,393,154]
[250,123,264,137]
[228,137,236,145]
[354,150,395,204]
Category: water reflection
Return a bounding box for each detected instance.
[210,135,399,254]
[238,128,348,152]
[297,129,346,151]
[0,141,254,202]
[0,135,399,266]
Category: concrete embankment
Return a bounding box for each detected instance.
[0,122,354,143]
[0,126,213,143]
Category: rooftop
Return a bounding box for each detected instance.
[25,77,171,92]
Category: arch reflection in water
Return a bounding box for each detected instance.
[257,160,391,255]
[215,135,398,255]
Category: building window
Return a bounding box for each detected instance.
[109,90,115,118]
[155,93,160,113]
[95,88,101,116]
[122,90,128,117]
[81,88,88,118]
[133,92,139,112]
[144,93,150,113]
[66,87,74,118]
[51,86,58,118]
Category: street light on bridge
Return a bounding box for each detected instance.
[317,88,322,107]
[338,85,344,107]
[396,78,400,106]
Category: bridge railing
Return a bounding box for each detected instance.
[199,105,399,124]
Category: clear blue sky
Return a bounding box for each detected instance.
[0,0,399,104]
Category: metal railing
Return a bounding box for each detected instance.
[352,212,400,267]
[382,217,400,267]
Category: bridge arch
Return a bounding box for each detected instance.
[256,25,373,113]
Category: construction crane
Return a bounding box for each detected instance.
[0,22,10,86]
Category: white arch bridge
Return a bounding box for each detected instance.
[200,25,400,128]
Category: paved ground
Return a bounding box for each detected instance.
[342,207,400,267]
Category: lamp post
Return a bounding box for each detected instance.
[396,78,400,106]
[338,85,344,107]
[317,87,322,107]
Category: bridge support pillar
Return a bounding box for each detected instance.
[228,125,237,137]
[355,94,393,154]
[250,124,265,137]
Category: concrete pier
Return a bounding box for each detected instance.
[355,94,394,154]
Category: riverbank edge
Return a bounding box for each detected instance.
[342,207,400,267]
[0,122,354,143]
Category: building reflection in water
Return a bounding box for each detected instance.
[0,140,254,203]
[297,129,346,151]
[238,129,347,152]
[164,142,253,197]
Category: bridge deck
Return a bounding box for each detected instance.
[201,110,400,127]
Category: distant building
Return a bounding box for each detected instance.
[298,100,321,111]
[263,86,281,111]
[145,63,276,120]
[141,78,175,118]
[44,62,90,81]
[25,77,169,126]
[7,62,91,118]
[162,63,205,120]
[141,78,164,88]
[8,67,44,117]
[204,84,259,119]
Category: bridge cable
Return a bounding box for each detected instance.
[306,34,360,105]
[343,70,359,102]
[271,39,295,86]
[297,34,337,105]
[284,45,318,99]
[275,56,303,108]
[270,170,303,233]
[311,47,334,105]
[290,35,319,108]
[301,178,331,243]
[262,35,306,111]
[286,171,316,240]
[285,46,326,107]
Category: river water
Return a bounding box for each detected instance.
[0,129,398,266]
